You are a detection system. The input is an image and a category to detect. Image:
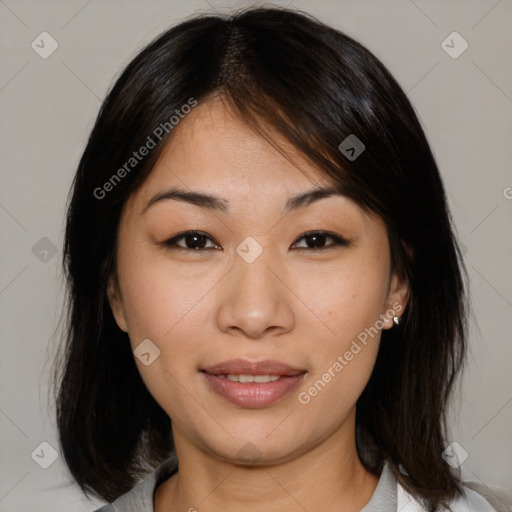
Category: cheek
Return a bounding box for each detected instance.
[115,246,219,396]
[305,255,389,343]
[117,245,210,342]
[116,255,207,419]
[294,258,387,408]
[297,291,382,422]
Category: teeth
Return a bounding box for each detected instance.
[225,374,281,383]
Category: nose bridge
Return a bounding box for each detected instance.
[216,237,294,338]
[235,239,276,300]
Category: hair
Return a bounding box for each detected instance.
[53,5,469,511]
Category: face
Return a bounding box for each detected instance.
[107,97,408,465]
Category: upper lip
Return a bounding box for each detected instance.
[201,359,306,376]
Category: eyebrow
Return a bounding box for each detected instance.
[141,185,344,216]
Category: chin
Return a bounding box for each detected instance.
[197,427,309,467]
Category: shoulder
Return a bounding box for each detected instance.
[90,453,179,512]
[397,480,500,511]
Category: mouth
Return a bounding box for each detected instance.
[200,359,308,408]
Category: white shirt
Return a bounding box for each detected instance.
[361,458,498,511]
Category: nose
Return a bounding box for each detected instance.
[216,246,295,340]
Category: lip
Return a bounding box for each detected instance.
[201,359,307,408]
[201,358,305,376]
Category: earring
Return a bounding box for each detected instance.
[393,315,401,326]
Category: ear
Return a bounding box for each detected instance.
[382,272,410,330]
[107,275,128,333]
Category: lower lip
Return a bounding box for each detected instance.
[201,372,306,408]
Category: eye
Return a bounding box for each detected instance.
[291,231,351,251]
[163,231,220,251]
[162,230,351,252]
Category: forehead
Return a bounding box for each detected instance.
[119,98,386,242]
[130,98,334,210]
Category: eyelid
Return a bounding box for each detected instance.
[291,231,352,250]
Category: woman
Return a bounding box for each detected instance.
[54,6,499,512]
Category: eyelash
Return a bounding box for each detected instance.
[162,230,351,252]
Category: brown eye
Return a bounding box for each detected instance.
[292,231,351,250]
[163,231,219,251]
[162,230,351,252]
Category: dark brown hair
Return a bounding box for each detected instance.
[53,6,468,511]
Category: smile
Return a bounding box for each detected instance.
[200,359,307,408]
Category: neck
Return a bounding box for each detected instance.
[155,410,379,512]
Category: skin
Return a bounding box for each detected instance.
[107,97,409,512]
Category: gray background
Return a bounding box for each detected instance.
[1,0,511,510]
